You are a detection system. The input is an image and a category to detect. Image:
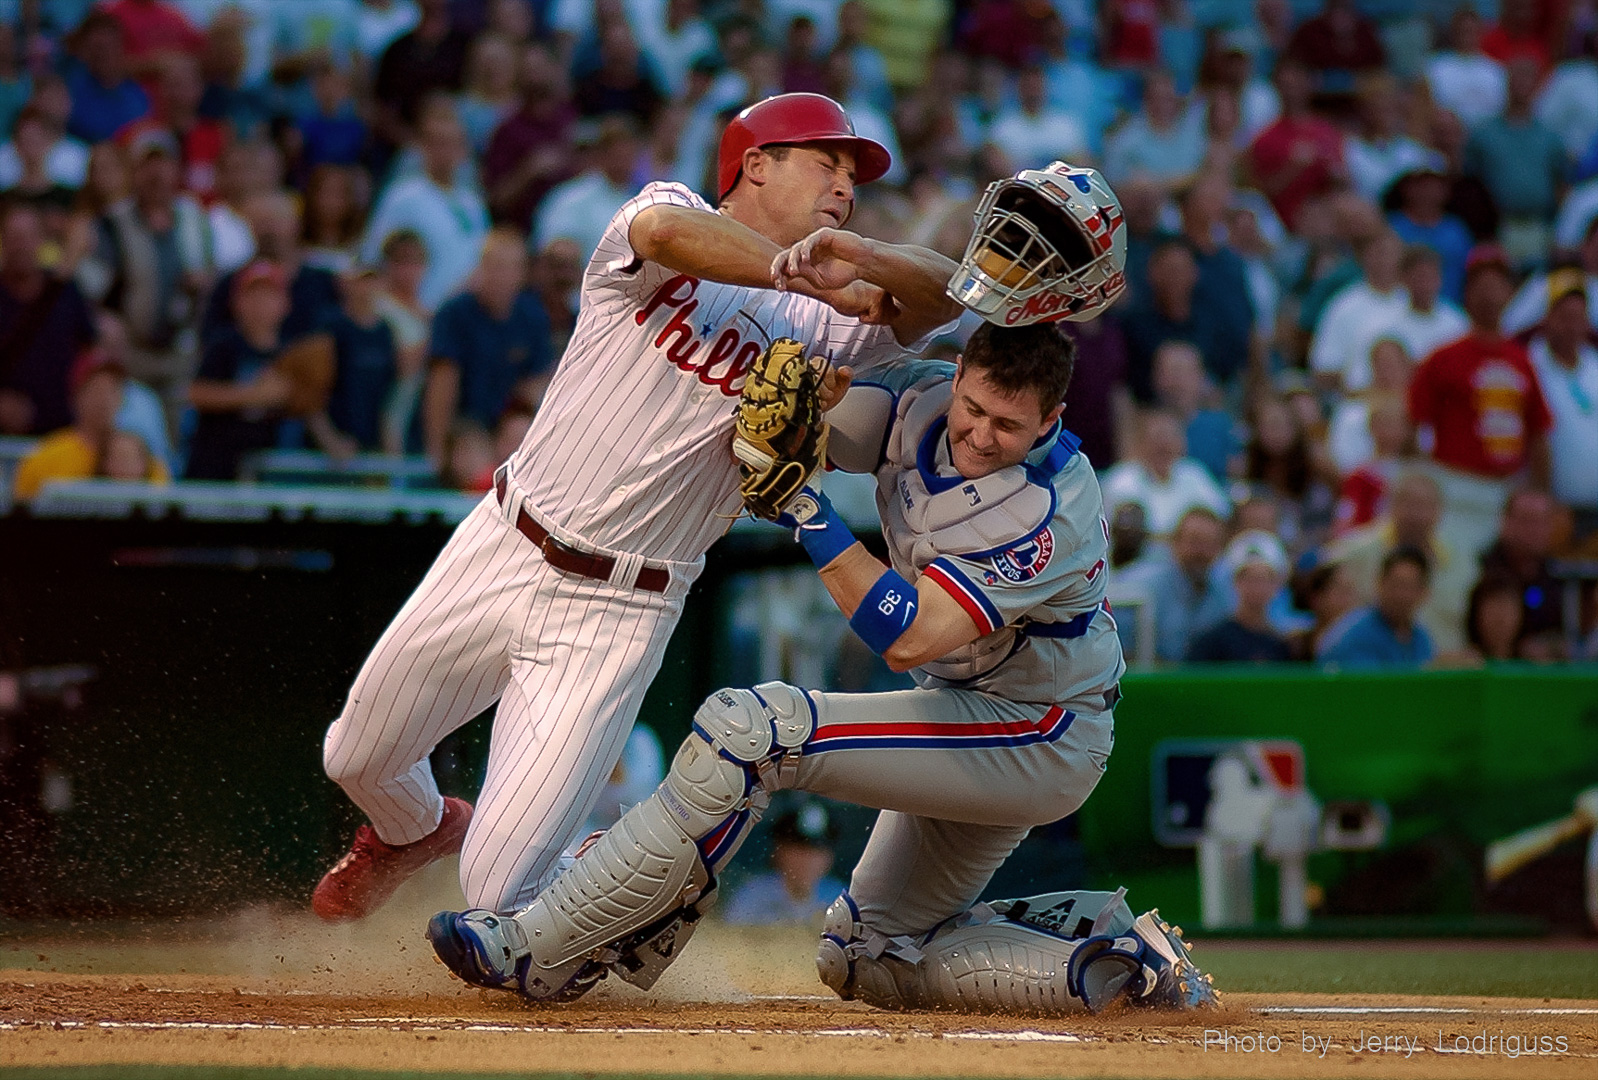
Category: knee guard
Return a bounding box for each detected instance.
[816,889,1219,1015]
[506,683,815,999]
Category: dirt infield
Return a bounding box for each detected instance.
[3,869,1596,1079]
[5,972,1597,1079]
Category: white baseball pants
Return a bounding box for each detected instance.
[322,490,692,912]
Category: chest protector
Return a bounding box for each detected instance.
[879,381,1056,681]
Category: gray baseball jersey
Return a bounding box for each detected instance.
[826,362,1125,713]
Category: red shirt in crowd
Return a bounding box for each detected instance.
[118,117,226,203]
[1335,464,1390,533]
[1246,116,1346,228]
[1480,24,1550,72]
[1408,333,1552,478]
[103,0,206,61]
[1102,0,1160,67]
[958,0,1057,69]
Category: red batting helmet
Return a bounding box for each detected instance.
[716,93,891,202]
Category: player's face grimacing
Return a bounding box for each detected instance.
[946,362,1063,479]
[756,143,857,245]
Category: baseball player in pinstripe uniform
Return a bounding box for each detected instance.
[311,94,963,921]
[427,164,1221,1014]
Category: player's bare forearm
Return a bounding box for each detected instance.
[816,544,982,672]
[628,205,787,288]
[850,238,963,343]
[773,229,961,344]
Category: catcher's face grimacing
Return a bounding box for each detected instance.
[944,321,1075,480]
[947,361,1064,479]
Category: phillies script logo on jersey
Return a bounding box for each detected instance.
[635,274,762,394]
[989,528,1054,582]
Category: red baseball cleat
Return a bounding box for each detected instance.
[312,797,473,921]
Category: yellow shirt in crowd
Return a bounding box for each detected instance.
[12,430,170,501]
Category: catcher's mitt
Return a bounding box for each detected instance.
[732,337,829,520]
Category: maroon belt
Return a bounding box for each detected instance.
[495,470,669,593]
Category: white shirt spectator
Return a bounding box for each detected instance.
[1504,270,1598,335]
[1346,136,1445,203]
[1553,178,1598,251]
[361,174,490,311]
[1426,50,1506,129]
[634,6,716,98]
[987,105,1089,175]
[1535,57,1598,160]
[849,42,894,115]
[272,0,360,70]
[1238,79,1280,145]
[169,0,237,27]
[174,0,277,86]
[1326,399,1380,476]
[845,98,905,186]
[1241,255,1279,339]
[0,135,89,189]
[1309,281,1412,391]
[1100,458,1231,536]
[1102,106,1207,187]
[533,170,635,265]
[1377,298,1469,363]
[208,201,256,275]
[1041,59,1117,154]
[552,0,659,44]
[1529,336,1598,511]
[355,0,420,61]
[766,0,839,51]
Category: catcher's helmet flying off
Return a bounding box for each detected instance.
[949,162,1127,326]
[717,93,892,215]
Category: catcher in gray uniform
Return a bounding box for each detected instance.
[426,162,1219,1015]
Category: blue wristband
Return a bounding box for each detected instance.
[794,491,856,568]
[849,568,919,655]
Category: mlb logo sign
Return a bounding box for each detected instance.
[989,529,1054,582]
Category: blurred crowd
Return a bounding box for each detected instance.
[1,0,1597,662]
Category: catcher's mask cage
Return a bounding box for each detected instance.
[948,162,1127,326]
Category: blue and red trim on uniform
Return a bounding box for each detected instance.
[698,807,751,870]
[921,557,1003,634]
[806,704,1075,753]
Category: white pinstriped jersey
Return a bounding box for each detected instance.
[509,182,915,567]
[828,363,1125,711]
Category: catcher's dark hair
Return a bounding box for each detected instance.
[960,322,1075,412]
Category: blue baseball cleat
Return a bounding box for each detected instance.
[427,908,607,1001]
[426,909,528,992]
[1066,908,1221,1013]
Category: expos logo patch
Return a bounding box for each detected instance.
[989,529,1054,583]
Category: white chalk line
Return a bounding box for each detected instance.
[7,1018,1597,1059]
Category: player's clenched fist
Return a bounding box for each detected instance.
[770,226,874,292]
